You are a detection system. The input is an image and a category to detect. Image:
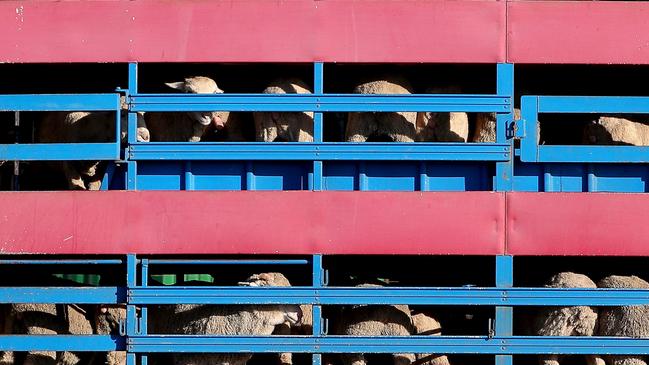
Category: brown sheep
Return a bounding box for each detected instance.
[145,77,229,142]
[597,275,649,365]
[10,304,95,365]
[346,78,417,143]
[416,87,469,142]
[472,109,522,143]
[333,284,415,365]
[532,272,602,365]
[253,79,314,142]
[37,108,147,190]
[583,116,649,146]
[411,313,451,365]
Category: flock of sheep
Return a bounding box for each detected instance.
[2,271,648,365]
[32,73,649,190]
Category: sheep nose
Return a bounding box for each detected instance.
[213,115,225,130]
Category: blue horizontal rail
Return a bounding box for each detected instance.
[0,259,123,265]
[0,94,121,112]
[145,259,309,265]
[0,143,119,161]
[128,142,511,161]
[0,335,124,351]
[127,287,649,306]
[127,336,649,355]
[129,94,511,113]
[0,287,125,303]
[537,145,649,163]
[537,96,649,114]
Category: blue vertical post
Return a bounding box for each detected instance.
[128,63,138,145]
[245,161,255,190]
[311,62,324,191]
[126,254,138,365]
[495,255,513,365]
[140,259,149,365]
[127,162,137,190]
[126,63,139,190]
[495,63,514,191]
[312,255,324,365]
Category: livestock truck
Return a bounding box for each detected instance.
[0,1,648,365]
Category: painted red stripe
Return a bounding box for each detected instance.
[0,0,505,63]
[507,193,649,256]
[508,1,649,64]
[0,191,505,255]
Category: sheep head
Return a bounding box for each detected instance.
[165,76,226,130]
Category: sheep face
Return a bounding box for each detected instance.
[281,304,303,325]
[165,76,226,128]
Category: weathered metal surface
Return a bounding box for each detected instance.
[0,0,505,63]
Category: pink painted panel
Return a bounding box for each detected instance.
[507,193,649,256]
[0,191,505,255]
[0,0,505,63]
[508,1,649,64]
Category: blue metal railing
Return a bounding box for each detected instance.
[520,95,649,163]
[1,255,649,360]
[0,94,122,161]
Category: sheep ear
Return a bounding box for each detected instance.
[165,81,186,91]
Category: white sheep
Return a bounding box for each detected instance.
[150,272,303,365]
[597,275,649,365]
[145,76,229,142]
[345,78,417,143]
[253,79,314,142]
[416,87,468,142]
[37,106,147,190]
[583,116,649,146]
[411,313,451,365]
[239,272,313,365]
[333,284,415,365]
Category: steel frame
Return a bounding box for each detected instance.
[2,61,649,361]
[2,255,649,362]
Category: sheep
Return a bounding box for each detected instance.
[4,302,127,365]
[149,272,303,365]
[583,116,649,146]
[145,76,228,142]
[333,284,415,365]
[253,79,314,142]
[37,107,147,190]
[95,305,127,365]
[532,272,602,365]
[416,87,469,142]
[345,78,417,143]
[10,303,95,365]
[411,313,451,365]
[472,109,522,143]
[597,275,649,365]
[239,272,313,365]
